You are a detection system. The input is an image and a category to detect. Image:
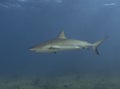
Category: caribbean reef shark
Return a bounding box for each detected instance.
[29,31,106,55]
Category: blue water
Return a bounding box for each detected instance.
[0,0,120,88]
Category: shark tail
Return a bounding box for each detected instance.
[92,37,108,55]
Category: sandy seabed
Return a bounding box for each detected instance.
[0,74,120,89]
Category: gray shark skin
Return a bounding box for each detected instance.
[29,31,106,55]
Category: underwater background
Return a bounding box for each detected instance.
[0,0,120,89]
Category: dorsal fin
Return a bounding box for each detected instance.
[58,31,67,39]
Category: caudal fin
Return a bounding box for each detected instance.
[93,37,108,55]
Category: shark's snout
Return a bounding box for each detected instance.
[29,46,49,53]
[29,47,36,52]
[29,48,41,53]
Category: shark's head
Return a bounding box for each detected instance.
[29,44,57,53]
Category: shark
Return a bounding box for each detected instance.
[29,31,106,55]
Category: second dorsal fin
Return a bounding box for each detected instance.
[58,31,67,39]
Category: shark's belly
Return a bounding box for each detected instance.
[50,45,81,51]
